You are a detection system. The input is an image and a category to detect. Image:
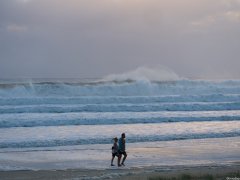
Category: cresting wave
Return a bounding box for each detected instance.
[0,79,240,97]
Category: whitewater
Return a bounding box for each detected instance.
[0,69,240,170]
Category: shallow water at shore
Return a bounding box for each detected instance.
[0,137,239,171]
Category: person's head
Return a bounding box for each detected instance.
[113,137,118,142]
[121,133,125,138]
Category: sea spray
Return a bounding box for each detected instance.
[102,66,180,82]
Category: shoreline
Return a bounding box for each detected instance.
[1,137,239,171]
[0,137,239,179]
[0,163,239,180]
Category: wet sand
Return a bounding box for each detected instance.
[0,137,239,179]
[0,163,239,180]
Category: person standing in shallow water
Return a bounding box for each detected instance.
[118,133,127,166]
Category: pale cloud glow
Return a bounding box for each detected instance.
[189,10,240,30]
[17,0,31,3]
[224,11,240,22]
[222,0,240,8]
[6,24,28,32]
[190,16,216,28]
[189,0,240,32]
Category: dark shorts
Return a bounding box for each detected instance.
[112,152,119,157]
[118,150,127,156]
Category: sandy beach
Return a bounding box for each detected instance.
[0,163,239,180]
[0,137,239,179]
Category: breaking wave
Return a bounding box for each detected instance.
[0,79,240,97]
[0,67,240,149]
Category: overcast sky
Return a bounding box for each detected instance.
[0,0,240,79]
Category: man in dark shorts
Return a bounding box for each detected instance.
[118,133,127,166]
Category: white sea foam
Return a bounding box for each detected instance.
[102,66,180,82]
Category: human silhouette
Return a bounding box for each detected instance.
[118,133,127,166]
[111,137,120,166]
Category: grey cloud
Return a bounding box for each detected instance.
[0,0,240,79]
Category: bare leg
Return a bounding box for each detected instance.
[111,156,115,166]
[118,154,122,166]
[121,152,127,165]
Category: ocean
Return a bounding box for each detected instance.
[0,78,240,170]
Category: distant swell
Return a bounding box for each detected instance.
[0,94,240,106]
[1,111,240,128]
[0,102,239,114]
